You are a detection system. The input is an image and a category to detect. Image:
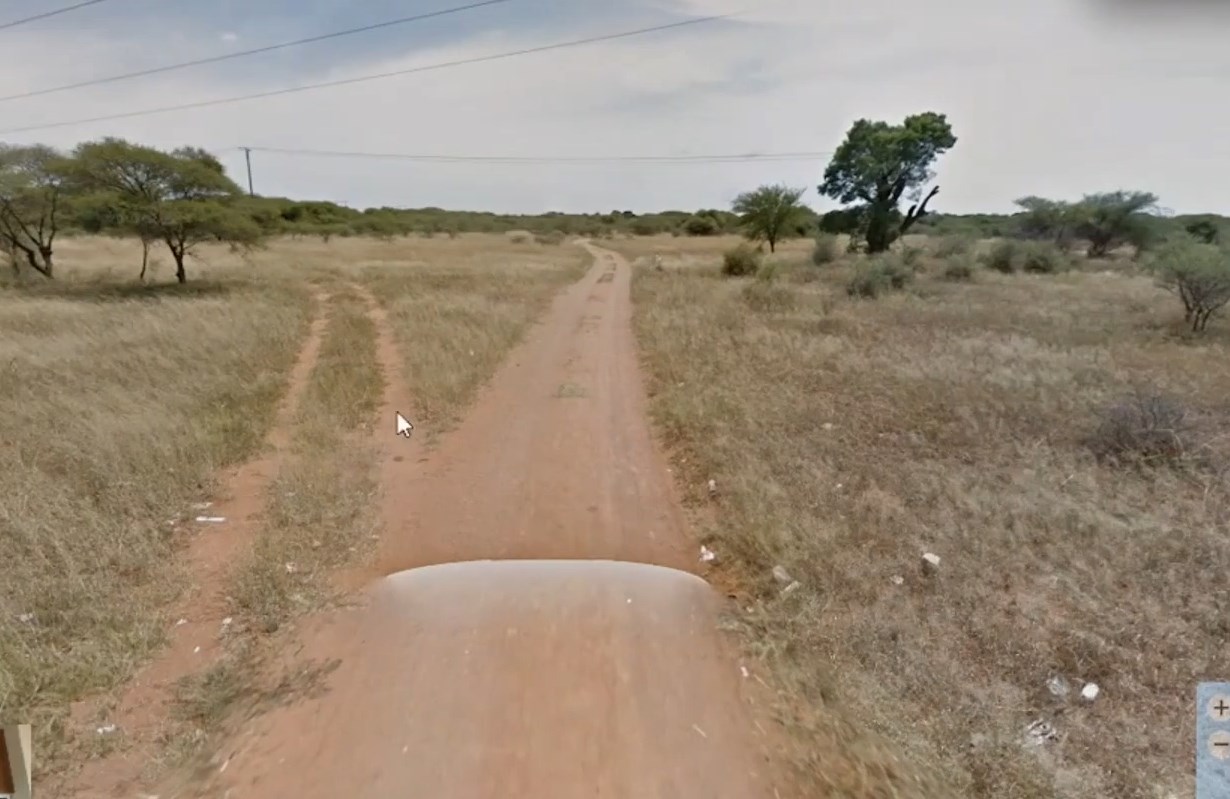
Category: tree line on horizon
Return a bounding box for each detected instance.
[0,127,1225,283]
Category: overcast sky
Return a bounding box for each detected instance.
[0,0,1226,215]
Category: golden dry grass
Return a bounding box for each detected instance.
[0,233,590,779]
[632,240,1229,798]
[0,276,311,768]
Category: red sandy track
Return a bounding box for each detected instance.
[96,245,781,798]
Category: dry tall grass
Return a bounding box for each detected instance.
[632,241,1228,798]
[0,277,311,768]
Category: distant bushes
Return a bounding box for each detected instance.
[534,230,567,245]
[683,214,722,236]
[722,243,763,276]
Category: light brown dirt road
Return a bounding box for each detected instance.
[171,244,780,799]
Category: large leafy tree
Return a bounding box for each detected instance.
[818,112,957,253]
[731,184,807,253]
[0,144,71,278]
[70,138,260,283]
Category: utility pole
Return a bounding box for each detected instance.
[241,147,254,196]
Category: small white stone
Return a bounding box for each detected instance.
[1081,683,1100,701]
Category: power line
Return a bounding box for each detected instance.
[238,145,831,165]
[0,0,511,103]
[0,0,110,32]
[0,12,741,136]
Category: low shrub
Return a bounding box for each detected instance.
[934,235,973,258]
[1086,392,1204,467]
[847,254,913,298]
[1020,242,1069,273]
[812,233,840,266]
[982,240,1069,274]
[942,255,977,281]
[984,240,1019,273]
[901,245,926,269]
[722,243,763,277]
[741,281,796,312]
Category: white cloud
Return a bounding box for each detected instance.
[220,32,239,43]
[0,0,1226,214]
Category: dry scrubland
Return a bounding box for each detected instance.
[0,233,589,777]
[620,234,1229,798]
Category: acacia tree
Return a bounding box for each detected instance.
[1014,196,1079,250]
[818,112,957,253]
[0,144,71,278]
[1073,191,1158,257]
[1148,236,1230,333]
[74,191,162,281]
[71,138,260,283]
[732,184,807,252]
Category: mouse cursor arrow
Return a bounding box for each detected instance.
[395,412,414,439]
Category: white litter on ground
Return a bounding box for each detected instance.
[699,545,717,563]
[96,724,117,735]
[195,516,226,524]
[1081,682,1100,701]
